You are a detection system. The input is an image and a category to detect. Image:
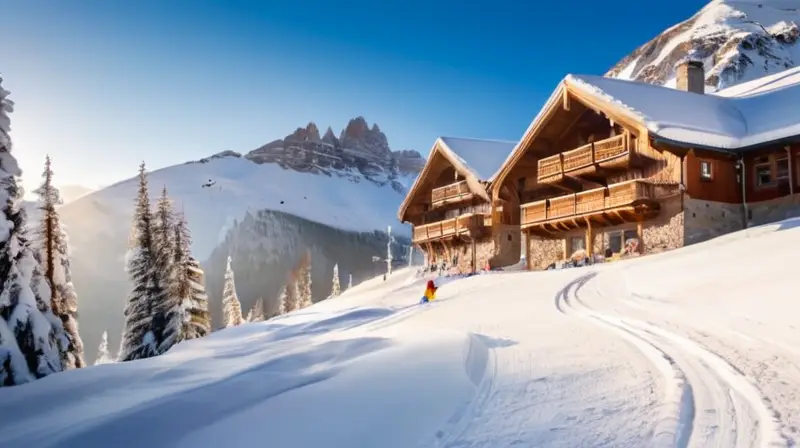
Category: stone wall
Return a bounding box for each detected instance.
[527,234,564,270]
[640,196,684,254]
[748,194,800,226]
[475,238,494,271]
[492,225,522,268]
[683,197,744,245]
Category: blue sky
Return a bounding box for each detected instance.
[1,0,705,193]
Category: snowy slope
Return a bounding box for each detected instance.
[608,0,800,91]
[4,217,800,446]
[64,154,415,261]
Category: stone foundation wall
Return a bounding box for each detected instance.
[640,196,684,254]
[527,234,564,270]
[492,225,522,268]
[475,238,494,271]
[683,197,744,245]
[748,194,800,226]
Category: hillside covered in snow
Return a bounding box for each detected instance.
[3,215,800,446]
[607,0,800,90]
[55,116,422,363]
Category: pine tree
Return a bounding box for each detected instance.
[152,187,181,353]
[284,274,299,313]
[119,163,169,362]
[94,331,114,365]
[246,297,265,322]
[348,273,353,290]
[297,251,313,309]
[276,285,287,315]
[173,212,210,340]
[330,263,340,298]
[222,256,243,327]
[32,155,85,369]
[0,78,64,385]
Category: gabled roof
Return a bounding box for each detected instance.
[567,66,800,151]
[493,66,800,195]
[438,137,517,182]
[397,136,517,222]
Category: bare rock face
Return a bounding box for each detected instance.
[201,116,424,192]
[607,0,800,91]
[339,116,392,159]
[322,126,339,146]
[285,122,322,144]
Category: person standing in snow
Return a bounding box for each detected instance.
[420,280,437,304]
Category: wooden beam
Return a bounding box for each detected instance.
[585,217,594,257]
[562,90,570,111]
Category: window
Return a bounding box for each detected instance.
[755,164,772,187]
[776,156,789,181]
[570,236,585,254]
[607,229,639,255]
[700,160,713,180]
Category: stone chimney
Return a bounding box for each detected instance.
[675,59,705,94]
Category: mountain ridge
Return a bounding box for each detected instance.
[607,0,800,91]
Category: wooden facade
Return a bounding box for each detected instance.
[490,80,691,269]
[398,139,510,273]
[488,72,800,270]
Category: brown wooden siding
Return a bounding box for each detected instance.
[743,144,800,203]
[685,151,740,203]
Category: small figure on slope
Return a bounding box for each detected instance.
[420,280,437,304]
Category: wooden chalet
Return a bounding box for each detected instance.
[491,60,800,270]
[398,137,518,273]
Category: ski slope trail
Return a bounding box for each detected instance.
[556,270,787,447]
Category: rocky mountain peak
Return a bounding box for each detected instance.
[322,126,339,146]
[340,116,391,158]
[285,122,321,143]
[606,0,800,91]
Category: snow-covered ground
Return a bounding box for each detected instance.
[2,218,800,447]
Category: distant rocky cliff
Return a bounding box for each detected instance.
[192,117,425,193]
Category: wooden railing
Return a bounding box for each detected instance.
[537,134,632,182]
[520,179,680,226]
[431,180,471,204]
[412,213,488,243]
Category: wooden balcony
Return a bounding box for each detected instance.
[431,180,472,207]
[537,133,636,184]
[412,213,490,244]
[520,180,680,232]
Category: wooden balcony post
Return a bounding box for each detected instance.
[591,142,596,164]
[585,218,593,257]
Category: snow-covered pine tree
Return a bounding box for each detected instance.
[0,77,64,385]
[152,187,182,353]
[386,225,393,276]
[222,256,243,327]
[276,285,287,315]
[246,297,265,322]
[119,163,169,362]
[297,252,313,309]
[173,212,210,340]
[348,273,352,290]
[94,331,114,365]
[32,155,85,369]
[281,274,298,313]
[330,263,340,298]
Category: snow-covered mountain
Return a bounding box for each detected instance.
[57,116,423,362]
[607,0,800,90]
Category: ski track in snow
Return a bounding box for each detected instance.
[555,271,788,448]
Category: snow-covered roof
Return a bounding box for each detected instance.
[437,137,518,182]
[566,66,800,151]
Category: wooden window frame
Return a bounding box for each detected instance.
[699,160,713,181]
[752,153,793,189]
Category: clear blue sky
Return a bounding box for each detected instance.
[0,0,706,193]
